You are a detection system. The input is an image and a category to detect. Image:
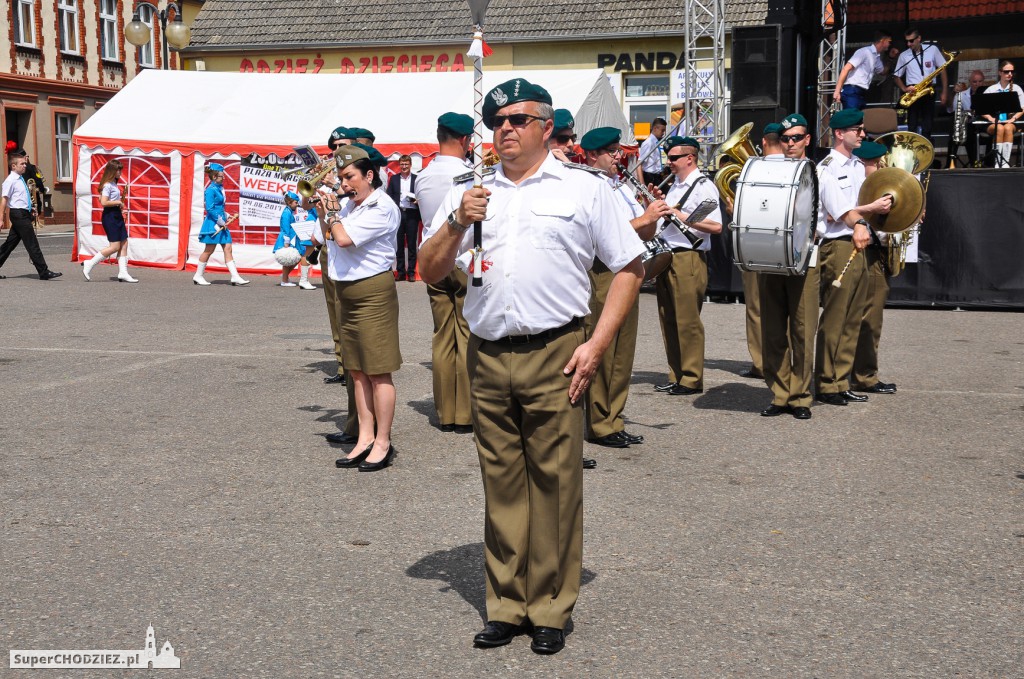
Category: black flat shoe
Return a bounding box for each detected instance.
[621,431,644,444]
[530,627,565,654]
[39,270,62,280]
[358,444,396,472]
[323,373,346,385]
[760,404,791,417]
[654,382,677,392]
[792,407,812,420]
[335,443,373,468]
[473,621,520,648]
[856,381,896,394]
[582,458,597,470]
[740,368,764,379]
[840,390,868,402]
[439,423,456,432]
[667,384,703,396]
[326,432,358,445]
[816,393,848,406]
[589,432,630,448]
[453,424,474,434]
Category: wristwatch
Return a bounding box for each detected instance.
[447,210,470,234]
[855,218,870,228]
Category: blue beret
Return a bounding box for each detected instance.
[284,191,300,202]
[579,127,621,151]
[438,112,474,137]
[829,108,864,129]
[482,78,553,129]
[763,123,783,136]
[780,114,808,130]
[853,140,887,160]
[351,142,387,168]
[207,162,224,172]
[553,109,575,133]
[329,127,352,146]
[663,136,700,152]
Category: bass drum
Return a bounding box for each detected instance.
[640,237,672,281]
[731,157,818,275]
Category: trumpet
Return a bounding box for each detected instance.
[616,164,705,250]
[296,164,336,198]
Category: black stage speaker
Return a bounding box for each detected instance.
[731,25,785,134]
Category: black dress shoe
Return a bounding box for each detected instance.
[335,443,373,468]
[473,621,520,647]
[816,392,848,406]
[740,368,764,379]
[453,424,474,434]
[857,381,896,394]
[439,423,456,432]
[326,431,359,444]
[840,390,868,402]
[358,444,396,472]
[39,270,62,280]
[791,406,812,420]
[530,627,565,654]
[323,373,346,385]
[589,432,630,448]
[760,404,791,417]
[582,458,597,470]
[654,382,677,392]
[621,431,644,444]
[667,384,703,396]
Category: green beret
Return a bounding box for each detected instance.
[853,140,887,160]
[663,136,700,152]
[553,109,575,133]
[333,144,370,171]
[829,108,864,129]
[763,123,783,136]
[350,127,375,141]
[438,112,474,137]
[780,114,808,130]
[351,142,387,168]
[482,78,553,129]
[579,127,621,151]
[328,126,352,147]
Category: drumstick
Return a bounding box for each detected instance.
[831,248,859,288]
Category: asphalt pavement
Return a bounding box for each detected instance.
[1,234,1021,678]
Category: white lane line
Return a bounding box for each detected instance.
[5,347,299,359]
[22,354,190,393]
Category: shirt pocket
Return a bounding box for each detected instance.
[529,199,575,250]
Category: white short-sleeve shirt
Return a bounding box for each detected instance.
[659,170,722,251]
[2,172,31,210]
[845,45,884,90]
[101,182,121,202]
[895,44,946,86]
[817,149,865,239]
[325,187,400,282]
[413,154,471,227]
[422,153,646,341]
[639,134,664,173]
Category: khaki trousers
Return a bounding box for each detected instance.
[852,246,890,388]
[321,249,358,436]
[815,239,868,394]
[759,267,820,408]
[468,326,585,629]
[585,262,639,438]
[655,250,707,388]
[427,269,472,426]
[741,269,763,375]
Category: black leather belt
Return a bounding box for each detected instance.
[826,235,853,243]
[487,317,582,345]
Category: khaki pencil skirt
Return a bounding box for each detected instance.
[336,271,402,375]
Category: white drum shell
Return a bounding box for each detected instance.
[731,157,818,275]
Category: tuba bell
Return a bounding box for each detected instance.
[874,131,934,174]
[712,122,759,201]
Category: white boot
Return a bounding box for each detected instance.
[227,260,249,286]
[298,265,316,290]
[998,142,1012,168]
[116,256,138,283]
[193,260,211,286]
[82,252,105,281]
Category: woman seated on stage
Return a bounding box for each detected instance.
[274,190,318,289]
[316,145,401,472]
[194,162,249,286]
[983,59,1024,168]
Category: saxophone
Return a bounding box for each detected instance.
[952,90,968,146]
[899,49,960,108]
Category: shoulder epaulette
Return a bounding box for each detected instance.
[819,156,833,167]
[453,167,496,184]
[562,161,604,176]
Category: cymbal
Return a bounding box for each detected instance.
[858,167,925,233]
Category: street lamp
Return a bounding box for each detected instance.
[124,1,191,70]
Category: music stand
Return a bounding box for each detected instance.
[971,92,1023,166]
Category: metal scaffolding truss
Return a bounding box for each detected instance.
[816,0,846,147]
[684,0,726,167]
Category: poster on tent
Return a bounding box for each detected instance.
[74,147,183,268]
[239,154,297,226]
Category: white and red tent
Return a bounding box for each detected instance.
[72,69,630,274]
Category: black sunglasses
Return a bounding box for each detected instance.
[667,153,694,162]
[781,133,808,143]
[555,134,577,144]
[1002,69,1015,74]
[487,113,548,129]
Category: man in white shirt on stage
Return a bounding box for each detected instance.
[894,27,949,140]
[833,30,893,110]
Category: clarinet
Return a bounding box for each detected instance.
[616,166,704,250]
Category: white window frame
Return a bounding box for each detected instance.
[55,113,76,182]
[58,0,80,55]
[136,5,155,68]
[100,0,119,61]
[15,0,37,47]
